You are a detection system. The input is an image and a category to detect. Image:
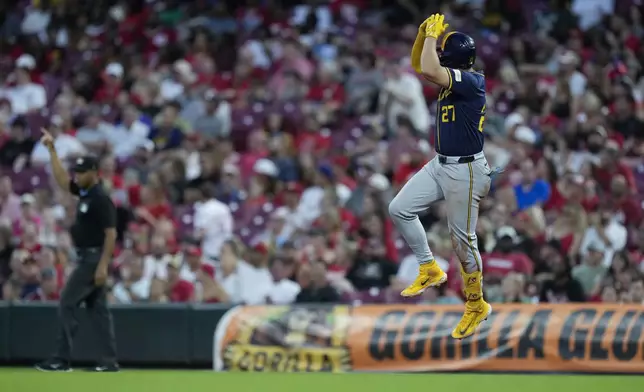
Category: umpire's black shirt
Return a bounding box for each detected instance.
[69,181,116,249]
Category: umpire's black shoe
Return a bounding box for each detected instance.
[35,359,72,372]
[87,363,120,372]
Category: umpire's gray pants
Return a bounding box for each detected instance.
[389,155,491,272]
[55,248,117,364]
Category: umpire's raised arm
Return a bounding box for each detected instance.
[40,128,72,193]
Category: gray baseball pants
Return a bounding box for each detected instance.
[388,155,491,273]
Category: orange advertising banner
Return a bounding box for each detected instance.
[213,304,644,374]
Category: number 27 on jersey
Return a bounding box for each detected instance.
[441,104,485,132]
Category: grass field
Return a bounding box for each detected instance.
[1,369,643,392]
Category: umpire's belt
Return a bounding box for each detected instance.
[75,247,102,259]
[438,151,485,165]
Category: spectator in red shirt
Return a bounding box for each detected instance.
[483,226,534,279]
[394,150,428,187]
[294,115,331,155]
[604,175,643,228]
[305,62,345,110]
[165,257,194,303]
[544,173,599,214]
[591,142,636,193]
[18,222,42,256]
[133,173,173,228]
[239,130,270,176]
[448,225,537,301]
[94,63,124,104]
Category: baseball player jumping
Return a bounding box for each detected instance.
[388,14,492,339]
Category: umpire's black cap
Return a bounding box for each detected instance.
[72,156,99,173]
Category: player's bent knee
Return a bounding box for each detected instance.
[388,198,407,219]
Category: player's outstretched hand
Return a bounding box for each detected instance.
[425,14,449,39]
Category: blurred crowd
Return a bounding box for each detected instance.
[0,0,643,307]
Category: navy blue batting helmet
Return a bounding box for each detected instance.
[438,32,476,70]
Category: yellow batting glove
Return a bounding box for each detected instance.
[419,15,434,35]
[425,14,449,39]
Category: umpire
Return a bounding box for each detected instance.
[35,128,119,373]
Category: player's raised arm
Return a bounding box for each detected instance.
[418,14,451,88]
[410,19,429,73]
[416,16,480,97]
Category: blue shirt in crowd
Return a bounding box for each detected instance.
[513,180,551,211]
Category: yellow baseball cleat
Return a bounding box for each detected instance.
[451,271,492,339]
[400,261,447,297]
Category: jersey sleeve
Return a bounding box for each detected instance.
[445,68,481,97]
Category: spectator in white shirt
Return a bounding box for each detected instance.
[218,240,274,305]
[160,60,197,102]
[275,182,306,240]
[75,109,113,154]
[237,243,275,305]
[1,55,47,115]
[142,234,174,281]
[112,255,151,304]
[267,256,300,305]
[109,105,151,158]
[218,240,244,303]
[295,165,351,229]
[21,4,51,35]
[572,0,614,31]
[31,117,86,165]
[379,63,430,134]
[579,210,627,267]
[193,185,234,261]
